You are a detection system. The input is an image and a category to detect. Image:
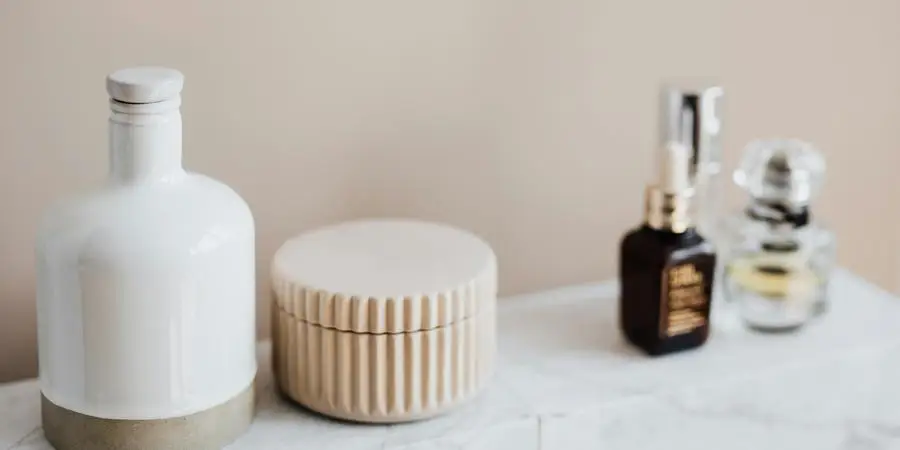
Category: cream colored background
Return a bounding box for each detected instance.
[1,1,898,382]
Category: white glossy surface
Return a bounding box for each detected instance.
[34,68,256,420]
[6,269,900,448]
[105,66,185,104]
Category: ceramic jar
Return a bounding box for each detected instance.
[35,67,257,450]
[271,219,497,423]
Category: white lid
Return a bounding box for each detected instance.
[271,219,498,333]
[106,66,184,104]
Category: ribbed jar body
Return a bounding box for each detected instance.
[270,219,498,423]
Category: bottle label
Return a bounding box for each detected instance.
[659,263,708,338]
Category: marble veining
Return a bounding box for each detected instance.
[3,269,900,449]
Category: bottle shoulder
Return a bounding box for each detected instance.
[182,172,254,219]
[621,225,712,252]
[621,226,661,258]
[620,226,715,271]
[37,174,254,264]
[620,226,647,248]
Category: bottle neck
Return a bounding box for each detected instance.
[108,97,185,184]
[745,200,811,229]
[644,185,694,234]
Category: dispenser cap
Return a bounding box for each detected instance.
[733,139,826,206]
[660,82,724,185]
[106,66,184,104]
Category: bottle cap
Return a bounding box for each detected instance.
[733,139,826,206]
[106,66,184,104]
[659,82,724,187]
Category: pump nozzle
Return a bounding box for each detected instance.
[659,142,692,195]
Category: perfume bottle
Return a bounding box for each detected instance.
[619,142,717,356]
[722,139,835,332]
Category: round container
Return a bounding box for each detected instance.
[270,219,497,423]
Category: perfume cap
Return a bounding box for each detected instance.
[733,139,826,207]
[660,82,725,186]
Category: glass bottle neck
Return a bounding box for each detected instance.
[108,98,185,184]
[745,201,811,229]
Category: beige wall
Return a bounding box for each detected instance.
[1,0,898,382]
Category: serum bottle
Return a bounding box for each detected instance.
[619,142,716,356]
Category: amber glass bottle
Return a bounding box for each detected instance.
[619,143,717,356]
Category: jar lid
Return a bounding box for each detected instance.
[271,219,497,334]
[733,139,826,206]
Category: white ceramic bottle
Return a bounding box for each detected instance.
[36,67,256,449]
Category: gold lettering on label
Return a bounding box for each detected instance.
[669,264,703,288]
[663,264,708,337]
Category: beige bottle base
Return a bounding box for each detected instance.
[41,382,255,450]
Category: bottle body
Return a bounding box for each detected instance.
[35,68,257,423]
[721,211,835,331]
[36,178,256,420]
[619,225,716,356]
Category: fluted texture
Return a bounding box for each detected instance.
[269,220,497,422]
[270,257,496,334]
[271,302,495,422]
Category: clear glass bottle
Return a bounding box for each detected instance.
[721,139,835,332]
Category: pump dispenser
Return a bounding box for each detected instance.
[619,142,717,356]
[660,83,724,240]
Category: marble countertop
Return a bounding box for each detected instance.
[3,269,900,449]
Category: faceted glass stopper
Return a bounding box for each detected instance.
[733,139,826,206]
